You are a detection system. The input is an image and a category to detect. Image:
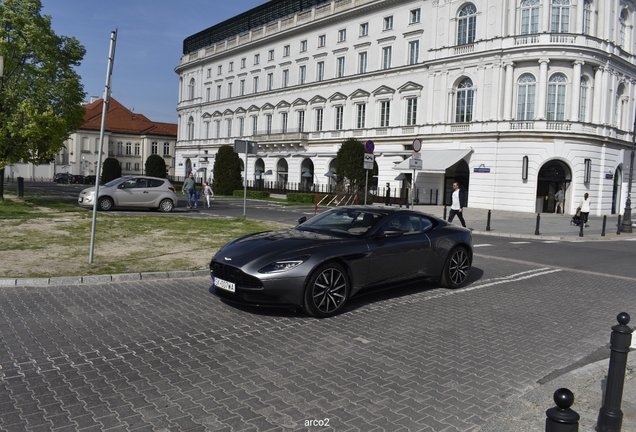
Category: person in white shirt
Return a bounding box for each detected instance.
[448,182,467,228]
[579,193,591,227]
[554,188,564,214]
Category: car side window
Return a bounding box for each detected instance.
[148,179,164,188]
[135,178,147,188]
[121,179,137,188]
[419,216,433,233]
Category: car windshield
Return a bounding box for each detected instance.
[298,209,383,236]
[104,177,129,188]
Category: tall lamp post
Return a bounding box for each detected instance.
[620,112,636,233]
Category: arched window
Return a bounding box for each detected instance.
[455,78,474,123]
[187,116,194,140]
[277,158,288,184]
[520,0,540,35]
[551,0,570,33]
[547,74,567,121]
[516,74,536,120]
[457,4,477,45]
[620,10,628,48]
[188,78,195,100]
[583,0,592,35]
[579,76,589,122]
[615,83,626,128]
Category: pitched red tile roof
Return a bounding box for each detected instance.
[81,98,177,137]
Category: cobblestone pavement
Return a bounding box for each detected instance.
[1,253,635,431]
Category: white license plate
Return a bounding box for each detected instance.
[214,276,235,293]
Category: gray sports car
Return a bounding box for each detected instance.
[209,206,473,318]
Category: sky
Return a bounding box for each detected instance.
[41,0,271,124]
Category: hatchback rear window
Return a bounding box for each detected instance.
[148,179,165,188]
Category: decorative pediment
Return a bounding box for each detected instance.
[247,104,260,112]
[212,110,223,117]
[372,85,396,96]
[398,81,424,93]
[309,95,327,104]
[276,100,290,109]
[261,102,275,111]
[292,98,308,106]
[223,109,234,116]
[235,107,246,114]
[349,89,371,99]
[201,112,212,119]
[328,92,347,102]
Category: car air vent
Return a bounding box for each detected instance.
[211,262,263,289]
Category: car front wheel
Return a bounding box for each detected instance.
[440,246,471,288]
[159,199,174,212]
[303,262,350,318]
[98,197,114,211]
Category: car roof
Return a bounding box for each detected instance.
[328,205,439,219]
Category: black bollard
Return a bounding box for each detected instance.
[17,177,24,198]
[486,209,491,231]
[443,206,447,220]
[535,213,541,235]
[602,214,607,237]
[616,215,622,235]
[597,313,633,432]
[579,221,584,237]
[546,388,580,432]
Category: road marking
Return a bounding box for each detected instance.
[473,244,493,247]
[509,241,530,244]
[542,241,560,243]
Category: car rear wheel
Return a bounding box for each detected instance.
[303,262,350,318]
[159,199,174,212]
[98,197,113,211]
[440,246,471,288]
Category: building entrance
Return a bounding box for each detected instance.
[537,160,571,213]
[612,167,622,214]
[444,160,469,206]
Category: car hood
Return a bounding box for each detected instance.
[79,187,96,194]
[213,228,351,267]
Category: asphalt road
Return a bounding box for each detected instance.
[2,181,635,431]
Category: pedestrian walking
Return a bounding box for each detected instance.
[182,172,196,209]
[448,181,467,228]
[203,182,214,208]
[554,188,564,214]
[579,192,591,227]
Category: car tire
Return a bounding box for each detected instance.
[303,262,350,318]
[440,246,471,289]
[98,197,114,211]
[159,199,174,212]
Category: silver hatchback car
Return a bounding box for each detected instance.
[78,176,178,212]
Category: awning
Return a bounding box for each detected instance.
[393,149,473,173]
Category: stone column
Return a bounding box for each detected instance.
[536,59,550,120]
[503,62,515,120]
[592,66,604,124]
[570,61,584,121]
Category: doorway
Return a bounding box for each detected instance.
[537,160,571,213]
[612,167,622,214]
[444,160,470,206]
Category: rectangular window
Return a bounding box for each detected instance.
[335,106,344,130]
[299,65,306,85]
[406,98,418,125]
[356,104,366,129]
[253,76,259,93]
[408,41,419,65]
[206,68,211,78]
[254,54,260,65]
[227,119,232,137]
[282,69,289,88]
[215,121,221,138]
[125,142,132,155]
[134,163,140,171]
[135,143,140,156]
[227,82,233,98]
[336,57,345,78]
[298,110,305,132]
[300,40,307,52]
[206,87,210,102]
[360,22,369,36]
[410,8,421,24]
[281,112,288,133]
[163,143,170,156]
[151,142,158,154]
[380,101,390,127]
[125,162,131,171]
[382,46,392,69]
[318,34,326,47]
[266,114,272,134]
[240,79,245,96]
[239,117,245,136]
[108,141,113,155]
[283,45,290,57]
[217,65,222,75]
[358,52,367,74]
[315,108,323,131]
[252,116,258,135]
[579,84,588,122]
[228,61,234,72]
[216,85,221,100]
[268,49,274,61]
[241,58,246,68]
[384,16,393,30]
[205,122,210,139]
[267,73,273,90]
[317,61,325,81]
[117,142,123,155]
[338,29,346,42]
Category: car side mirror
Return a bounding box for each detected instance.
[297,216,307,225]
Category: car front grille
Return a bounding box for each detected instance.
[211,262,263,289]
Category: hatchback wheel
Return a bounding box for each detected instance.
[159,199,174,212]
[303,262,349,318]
[441,246,471,288]
[98,197,113,211]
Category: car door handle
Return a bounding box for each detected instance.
[143,191,149,193]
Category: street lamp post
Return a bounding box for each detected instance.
[620,112,636,233]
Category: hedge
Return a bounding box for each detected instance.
[232,190,271,199]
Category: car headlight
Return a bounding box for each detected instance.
[259,257,308,274]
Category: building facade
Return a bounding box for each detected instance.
[175,0,636,215]
[6,97,178,180]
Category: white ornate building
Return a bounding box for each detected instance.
[175,0,636,215]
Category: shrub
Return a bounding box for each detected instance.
[145,154,166,178]
[213,146,243,195]
[232,190,271,199]
[101,157,121,183]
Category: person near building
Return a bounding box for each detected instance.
[182,172,196,209]
[448,182,467,228]
[555,188,564,214]
[579,193,591,227]
[203,182,214,208]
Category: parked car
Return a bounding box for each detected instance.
[71,174,85,184]
[54,173,71,183]
[84,175,96,185]
[78,176,178,212]
[209,206,473,318]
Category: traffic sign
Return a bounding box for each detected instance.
[363,153,374,170]
[365,140,375,154]
[412,138,422,152]
[409,158,422,170]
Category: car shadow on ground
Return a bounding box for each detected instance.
[213,266,486,319]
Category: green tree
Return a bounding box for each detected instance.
[212,145,242,195]
[145,154,166,178]
[101,157,121,184]
[0,0,86,196]
[336,138,378,193]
